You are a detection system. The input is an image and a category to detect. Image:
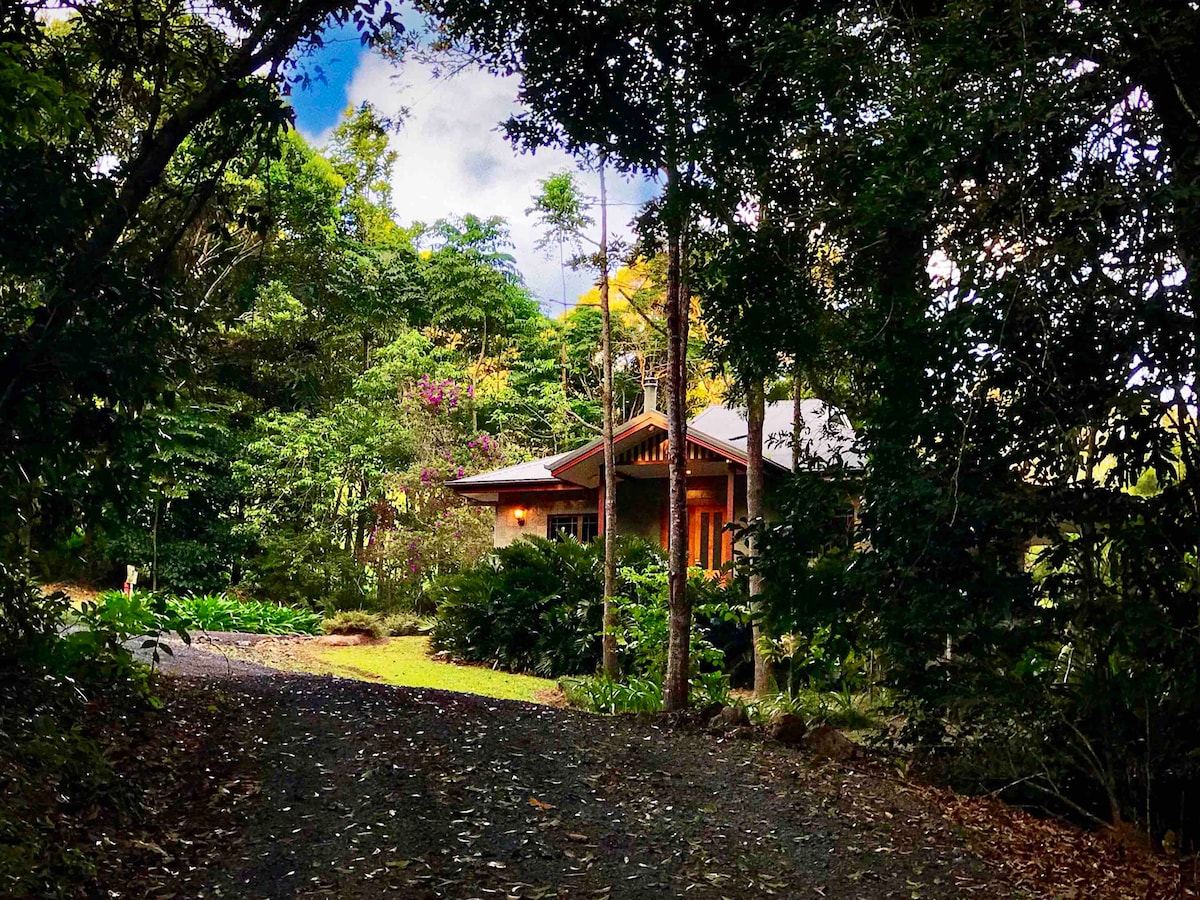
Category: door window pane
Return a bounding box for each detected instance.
[712,515,723,569]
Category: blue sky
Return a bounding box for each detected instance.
[287,20,365,135]
[286,21,658,313]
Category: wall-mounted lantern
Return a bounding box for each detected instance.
[513,507,527,527]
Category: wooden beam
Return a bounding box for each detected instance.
[597,466,605,536]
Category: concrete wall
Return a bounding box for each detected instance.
[493,492,595,548]
[614,479,668,542]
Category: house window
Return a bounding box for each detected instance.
[548,513,599,543]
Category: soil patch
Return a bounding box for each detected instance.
[315,632,386,646]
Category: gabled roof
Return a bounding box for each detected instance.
[448,399,860,494]
[546,411,745,475]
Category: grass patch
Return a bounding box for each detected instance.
[309,637,556,704]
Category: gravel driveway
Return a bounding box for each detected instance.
[127,629,282,678]
[110,640,1021,899]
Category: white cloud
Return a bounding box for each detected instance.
[328,53,655,313]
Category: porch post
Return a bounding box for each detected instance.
[597,465,605,535]
[725,464,735,563]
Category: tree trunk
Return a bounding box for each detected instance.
[663,164,691,712]
[344,472,355,553]
[792,369,803,472]
[473,315,486,433]
[151,495,160,593]
[599,160,620,680]
[355,476,369,556]
[747,381,772,696]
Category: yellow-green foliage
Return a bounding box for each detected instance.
[321,610,386,639]
[311,637,555,703]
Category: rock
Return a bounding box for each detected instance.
[709,705,750,730]
[767,711,807,746]
[697,701,725,723]
[802,724,856,761]
[731,725,758,741]
[316,633,377,646]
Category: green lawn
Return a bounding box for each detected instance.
[310,637,557,704]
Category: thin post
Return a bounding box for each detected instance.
[599,158,619,680]
[724,464,735,566]
[662,162,691,711]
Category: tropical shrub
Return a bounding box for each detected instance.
[560,670,732,715]
[614,562,744,679]
[430,535,606,675]
[380,611,431,636]
[168,593,321,634]
[87,590,321,637]
[560,675,665,714]
[1,568,71,666]
[430,536,748,683]
[321,610,386,639]
[746,689,882,732]
[49,591,190,687]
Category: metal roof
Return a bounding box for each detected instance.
[689,399,862,470]
[449,400,861,492]
[448,451,571,487]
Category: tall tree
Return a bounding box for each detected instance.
[426,0,793,709]
[0,0,405,637]
[526,169,593,307]
[744,380,771,696]
[526,164,619,677]
[525,165,620,674]
[596,161,619,679]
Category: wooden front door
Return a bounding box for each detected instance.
[688,505,726,572]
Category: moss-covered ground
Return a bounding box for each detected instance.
[225,635,558,704]
[311,636,556,702]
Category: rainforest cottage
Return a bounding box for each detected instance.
[449,383,859,572]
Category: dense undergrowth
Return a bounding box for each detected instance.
[83,590,321,636]
[0,576,204,896]
[428,536,747,688]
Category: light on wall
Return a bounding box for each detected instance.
[513,508,527,527]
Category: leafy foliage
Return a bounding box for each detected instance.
[614,562,740,680]
[430,535,748,688]
[430,536,607,676]
[89,590,320,637]
[167,593,321,635]
[561,671,732,715]
[690,0,1200,841]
